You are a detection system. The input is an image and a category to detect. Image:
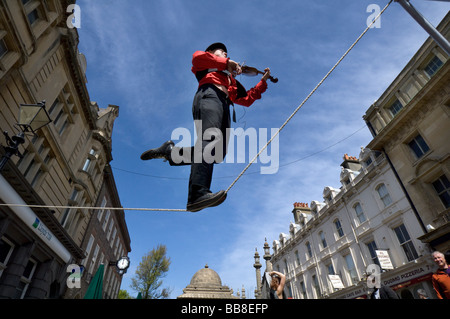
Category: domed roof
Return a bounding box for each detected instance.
[178,264,239,299]
[189,264,222,287]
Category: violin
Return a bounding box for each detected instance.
[241,66,278,83]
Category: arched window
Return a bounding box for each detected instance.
[353,202,366,224]
[376,183,392,207]
[319,231,327,249]
[306,242,312,259]
[334,219,344,238]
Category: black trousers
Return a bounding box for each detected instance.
[169,84,231,203]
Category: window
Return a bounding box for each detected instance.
[327,263,335,275]
[389,99,403,117]
[299,281,307,299]
[344,254,358,285]
[97,197,107,221]
[49,88,75,137]
[432,175,450,209]
[394,224,419,262]
[82,235,95,266]
[106,220,113,240]
[408,134,430,159]
[364,157,373,167]
[82,148,97,173]
[424,55,443,77]
[377,184,392,207]
[0,237,14,278]
[319,231,327,249]
[294,250,300,266]
[61,188,83,228]
[22,0,57,37]
[334,219,344,238]
[15,258,37,299]
[102,210,111,231]
[27,8,40,25]
[354,203,366,224]
[18,137,53,188]
[366,241,380,267]
[88,244,100,275]
[312,274,321,298]
[0,39,7,58]
[306,242,312,259]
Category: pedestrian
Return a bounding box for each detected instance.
[431,251,450,299]
[416,288,429,299]
[370,285,400,299]
[269,271,286,299]
[141,43,271,212]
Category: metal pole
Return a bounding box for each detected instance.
[395,0,450,55]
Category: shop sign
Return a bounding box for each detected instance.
[376,250,394,270]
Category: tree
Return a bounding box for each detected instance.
[117,290,133,299]
[131,244,172,299]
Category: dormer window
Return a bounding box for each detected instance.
[323,187,339,204]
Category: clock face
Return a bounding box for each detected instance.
[117,257,129,270]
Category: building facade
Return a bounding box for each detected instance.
[269,151,434,299]
[265,13,449,300]
[0,0,130,298]
[364,12,450,252]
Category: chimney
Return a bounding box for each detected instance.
[292,202,311,224]
[341,154,362,171]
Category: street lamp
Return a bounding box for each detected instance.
[0,101,52,171]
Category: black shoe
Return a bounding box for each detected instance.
[186,190,227,212]
[141,141,174,161]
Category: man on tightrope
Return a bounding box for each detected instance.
[141,43,271,212]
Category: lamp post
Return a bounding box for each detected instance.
[263,238,273,273]
[253,248,262,299]
[0,101,52,172]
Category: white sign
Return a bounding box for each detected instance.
[328,275,345,289]
[376,250,394,270]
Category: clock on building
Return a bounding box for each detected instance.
[116,256,130,272]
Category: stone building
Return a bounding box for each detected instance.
[264,13,449,299]
[178,265,239,299]
[0,0,130,298]
[269,150,433,299]
[364,12,450,252]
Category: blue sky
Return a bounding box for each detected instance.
[76,0,449,298]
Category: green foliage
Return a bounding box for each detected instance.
[131,244,172,299]
[117,290,133,299]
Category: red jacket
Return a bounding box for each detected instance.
[191,51,267,107]
[432,268,450,299]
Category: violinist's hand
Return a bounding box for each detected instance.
[261,68,271,82]
[227,59,242,76]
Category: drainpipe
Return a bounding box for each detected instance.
[0,174,71,263]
